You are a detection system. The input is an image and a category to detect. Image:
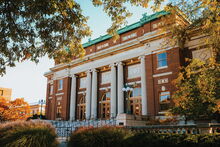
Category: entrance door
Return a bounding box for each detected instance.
[128,87,142,115]
[129,97,141,115]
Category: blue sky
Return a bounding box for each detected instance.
[0,0,166,103]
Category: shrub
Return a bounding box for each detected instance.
[68,125,220,147]
[196,134,220,147]
[123,132,220,147]
[68,126,132,147]
[123,133,181,147]
[0,120,58,147]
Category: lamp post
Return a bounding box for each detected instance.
[122,84,133,114]
[39,99,45,119]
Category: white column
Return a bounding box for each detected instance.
[69,75,77,121]
[117,62,124,114]
[139,55,148,115]
[91,69,98,119]
[85,70,92,120]
[110,63,117,118]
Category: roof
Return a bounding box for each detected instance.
[82,10,170,48]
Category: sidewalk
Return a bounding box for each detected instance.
[57,137,68,147]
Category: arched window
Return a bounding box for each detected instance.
[100,92,111,119]
[79,95,86,104]
[101,92,110,101]
[77,94,86,120]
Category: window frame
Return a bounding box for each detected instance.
[58,79,63,90]
[157,52,168,69]
[159,91,171,112]
[49,85,53,95]
[56,106,62,118]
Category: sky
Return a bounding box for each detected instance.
[0,0,166,103]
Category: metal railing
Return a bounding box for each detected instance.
[126,123,220,134]
[46,117,117,138]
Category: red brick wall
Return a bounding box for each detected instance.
[45,77,71,121]
[145,47,183,115]
[45,82,50,119]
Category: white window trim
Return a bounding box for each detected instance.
[157,65,168,70]
[153,72,172,78]
[158,111,170,114]
[58,79,63,90]
[56,92,64,96]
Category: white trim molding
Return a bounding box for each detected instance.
[153,72,172,78]
[55,92,64,96]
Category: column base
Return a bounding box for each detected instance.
[116,113,148,126]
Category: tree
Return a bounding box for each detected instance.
[0,98,30,121]
[171,58,220,122]
[0,0,163,75]
[0,0,219,75]
[161,0,220,60]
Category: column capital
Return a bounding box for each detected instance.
[71,74,78,78]
[91,68,98,72]
[109,63,116,68]
[86,69,92,74]
[116,61,124,66]
[138,55,145,60]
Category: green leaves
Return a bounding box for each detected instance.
[171,58,220,121]
[1,0,219,76]
[1,0,163,75]
[0,0,91,74]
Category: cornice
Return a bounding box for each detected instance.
[51,30,165,71]
[82,10,170,48]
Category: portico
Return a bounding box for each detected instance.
[68,56,148,121]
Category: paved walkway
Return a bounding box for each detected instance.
[57,137,68,147]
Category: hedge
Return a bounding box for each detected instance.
[68,126,220,147]
[68,126,132,147]
[0,120,58,147]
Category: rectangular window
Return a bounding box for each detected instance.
[58,79,63,90]
[157,52,168,68]
[131,88,142,97]
[50,85,53,95]
[159,91,170,111]
[56,106,62,118]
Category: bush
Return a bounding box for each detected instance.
[68,126,132,147]
[0,120,58,147]
[68,126,220,147]
[122,133,183,147]
[123,132,220,147]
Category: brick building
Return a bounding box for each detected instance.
[29,102,46,116]
[44,11,211,125]
[0,87,12,101]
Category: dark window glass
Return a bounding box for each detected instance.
[159,91,170,111]
[157,52,167,68]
